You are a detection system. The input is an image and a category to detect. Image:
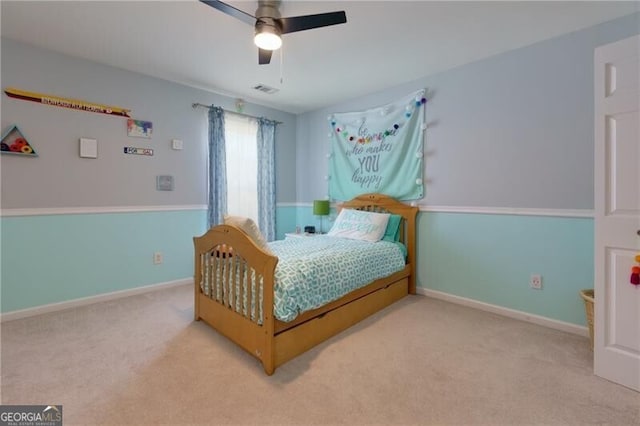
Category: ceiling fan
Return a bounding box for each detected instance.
[200,0,347,65]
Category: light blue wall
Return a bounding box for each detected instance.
[292,13,640,326]
[296,13,640,208]
[0,38,297,209]
[3,14,637,325]
[0,39,298,314]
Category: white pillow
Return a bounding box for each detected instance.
[327,209,390,242]
[223,215,274,255]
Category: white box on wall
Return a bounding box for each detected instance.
[156,175,174,191]
[79,138,98,158]
[171,139,183,150]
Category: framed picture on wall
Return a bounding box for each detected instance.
[127,119,152,138]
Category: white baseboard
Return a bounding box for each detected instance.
[1,278,192,322]
[417,288,589,337]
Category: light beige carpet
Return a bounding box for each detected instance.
[1,284,638,425]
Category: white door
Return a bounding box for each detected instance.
[594,34,640,392]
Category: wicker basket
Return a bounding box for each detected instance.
[580,289,594,350]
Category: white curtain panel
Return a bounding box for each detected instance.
[225,113,259,224]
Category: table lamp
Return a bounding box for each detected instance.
[313,200,330,234]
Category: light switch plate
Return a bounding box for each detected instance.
[80,138,98,158]
[171,139,183,150]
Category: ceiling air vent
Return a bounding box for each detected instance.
[253,84,279,94]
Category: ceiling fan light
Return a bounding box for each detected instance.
[254,28,282,50]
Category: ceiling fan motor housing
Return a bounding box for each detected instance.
[255,0,282,20]
[255,18,282,37]
[255,0,282,35]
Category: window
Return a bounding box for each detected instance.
[224,113,258,223]
[207,106,276,240]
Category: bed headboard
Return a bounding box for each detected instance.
[339,193,419,294]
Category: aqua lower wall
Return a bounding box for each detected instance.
[276,203,337,236]
[417,212,593,326]
[296,205,337,235]
[1,206,593,327]
[289,206,593,326]
[275,205,297,240]
[1,210,208,313]
[1,206,297,313]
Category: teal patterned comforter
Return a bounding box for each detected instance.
[269,236,406,322]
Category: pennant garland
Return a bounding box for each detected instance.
[330,96,427,145]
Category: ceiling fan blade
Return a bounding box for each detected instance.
[258,48,273,65]
[200,0,256,26]
[280,11,347,34]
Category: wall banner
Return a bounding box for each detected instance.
[328,89,426,201]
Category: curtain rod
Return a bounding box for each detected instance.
[192,102,283,125]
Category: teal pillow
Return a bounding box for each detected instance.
[382,214,402,242]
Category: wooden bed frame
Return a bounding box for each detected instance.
[193,193,418,375]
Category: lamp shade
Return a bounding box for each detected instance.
[313,200,330,216]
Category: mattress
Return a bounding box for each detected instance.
[269,235,406,322]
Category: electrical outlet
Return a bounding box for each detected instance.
[529,274,542,290]
[153,252,163,265]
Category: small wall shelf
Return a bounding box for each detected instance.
[1,125,37,157]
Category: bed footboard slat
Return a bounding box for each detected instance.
[238,258,245,318]
[245,266,252,320]
[229,254,236,311]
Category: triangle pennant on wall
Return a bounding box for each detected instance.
[1,125,37,156]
